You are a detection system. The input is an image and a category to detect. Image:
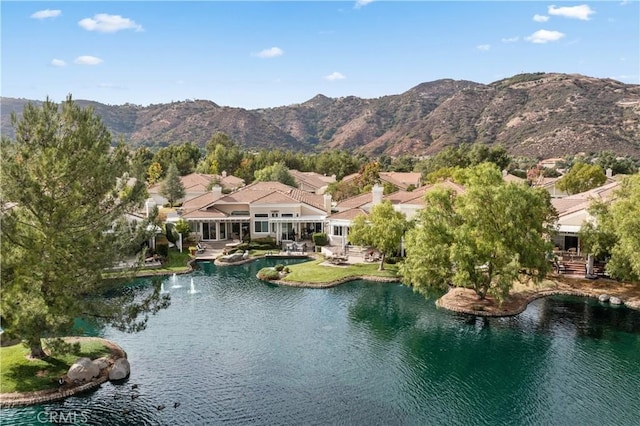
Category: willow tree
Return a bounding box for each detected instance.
[348,200,407,271]
[0,96,169,358]
[401,163,557,303]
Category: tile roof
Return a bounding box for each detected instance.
[379,172,422,189]
[289,170,336,190]
[329,208,368,220]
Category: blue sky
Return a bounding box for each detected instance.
[2,1,638,109]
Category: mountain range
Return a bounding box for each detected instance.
[2,72,639,159]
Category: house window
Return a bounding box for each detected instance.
[282,213,293,218]
[333,226,343,236]
[271,211,279,217]
[254,213,269,233]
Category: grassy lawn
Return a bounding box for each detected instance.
[0,339,111,393]
[282,259,400,283]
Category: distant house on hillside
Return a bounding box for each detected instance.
[148,172,244,206]
[289,170,336,194]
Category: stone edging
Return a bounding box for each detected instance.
[0,337,127,408]
[261,274,400,289]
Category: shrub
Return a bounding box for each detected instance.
[258,267,280,280]
[274,264,285,272]
[313,232,328,246]
[156,243,169,257]
[251,237,277,248]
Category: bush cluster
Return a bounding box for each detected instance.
[313,232,328,246]
[258,267,281,280]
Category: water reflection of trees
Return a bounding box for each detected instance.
[347,283,420,341]
[531,296,640,339]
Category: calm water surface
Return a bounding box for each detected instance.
[3,258,640,425]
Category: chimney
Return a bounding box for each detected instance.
[502,169,508,177]
[222,170,227,178]
[145,198,157,218]
[606,168,612,178]
[324,193,332,214]
[211,185,223,198]
[372,184,383,205]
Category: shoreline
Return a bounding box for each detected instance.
[0,337,127,408]
[437,275,640,317]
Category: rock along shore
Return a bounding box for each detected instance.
[0,337,127,408]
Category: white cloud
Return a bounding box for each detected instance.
[51,59,66,67]
[355,0,375,9]
[476,44,491,51]
[548,4,595,21]
[533,14,549,22]
[324,72,346,81]
[78,14,143,33]
[525,29,565,44]
[501,36,519,43]
[31,9,61,19]
[74,56,103,65]
[255,47,284,58]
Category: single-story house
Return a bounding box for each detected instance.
[289,170,336,194]
[178,181,331,244]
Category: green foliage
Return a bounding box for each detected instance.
[248,237,278,249]
[556,162,607,195]
[258,267,281,280]
[0,339,111,393]
[348,200,407,271]
[175,218,191,239]
[165,222,179,244]
[313,232,328,246]
[253,162,297,186]
[146,161,163,186]
[156,243,169,257]
[594,151,638,175]
[159,163,186,206]
[153,141,201,176]
[197,132,244,176]
[0,96,169,358]
[581,175,640,281]
[417,143,512,179]
[275,264,285,272]
[401,163,556,302]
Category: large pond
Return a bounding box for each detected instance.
[3,258,640,425]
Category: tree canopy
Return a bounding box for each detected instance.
[0,97,169,358]
[580,174,640,281]
[347,200,407,270]
[556,162,607,195]
[253,162,297,186]
[400,163,557,302]
[159,163,186,206]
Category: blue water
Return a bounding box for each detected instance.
[2,258,640,425]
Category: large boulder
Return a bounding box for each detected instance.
[108,358,130,381]
[610,296,623,306]
[67,357,100,382]
[598,294,610,303]
[92,357,111,371]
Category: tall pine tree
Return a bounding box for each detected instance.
[0,96,169,358]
